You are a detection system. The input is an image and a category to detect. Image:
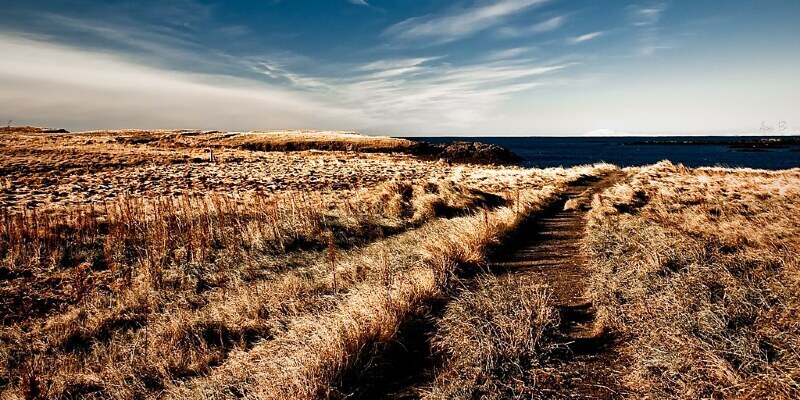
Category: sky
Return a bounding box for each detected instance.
[0,0,798,136]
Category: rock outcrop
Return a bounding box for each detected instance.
[409,140,522,165]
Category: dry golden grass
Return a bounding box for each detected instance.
[164,174,592,399]
[0,127,614,399]
[0,179,510,398]
[212,130,417,153]
[0,129,524,211]
[425,276,557,400]
[19,125,796,399]
[586,161,800,399]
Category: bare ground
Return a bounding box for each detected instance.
[486,171,629,399]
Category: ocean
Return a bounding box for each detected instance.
[411,136,800,170]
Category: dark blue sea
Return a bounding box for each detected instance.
[411,136,800,170]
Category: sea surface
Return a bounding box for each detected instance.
[411,136,800,170]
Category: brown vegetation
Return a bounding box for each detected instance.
[0,129,520,211]
[0,127,610,398]
[213,130,417,153]
[3,126,797,399]
[426,277,558,399]
[420,171,625,400]
[586,161,800,399]
[0,178,517,397]
[162,167,603,399]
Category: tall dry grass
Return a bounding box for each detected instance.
[0,179,503,398]
[586,161,800,399]
[166,183,565,399]
[1,160,612,399]
[163,166,621,399]
[425,276,557,400]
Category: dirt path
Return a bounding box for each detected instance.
[335,171,627,399]
[488,171,628,399]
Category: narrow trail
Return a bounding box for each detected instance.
[488,170,627,399]
[335,171,627,400]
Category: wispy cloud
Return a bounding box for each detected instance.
[355,57,440,79]
[638,42,673,56]
[627,3,672,56]
[341,61,564,127]
[484,47,535,61]
[529,15,568,33]
[2,9,568,132]
[628,3,668,26]
[496,15,567,37]
[0,35,364,131]
[255,52,567,128]
[24,13,256,79]
[348,0,369,5]
[569,31,605,44]
[385,0,549,44]
[359,57,437,71]
[255,62,330,89]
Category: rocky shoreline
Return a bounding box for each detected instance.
[407,140,523,165]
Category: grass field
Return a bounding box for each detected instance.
[586,161,800,399]
[1,129,798,399]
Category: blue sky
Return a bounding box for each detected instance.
[0,0,798,135]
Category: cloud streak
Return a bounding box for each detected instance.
[385,0,549,43]
[627,3,671,56]
[628,3,668,26]
[496,15,567,37]
[258,54,567,128]
[0,35,364,131]
[569,31,605,44]
[17,12,256,80]
[0,30,566,133]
